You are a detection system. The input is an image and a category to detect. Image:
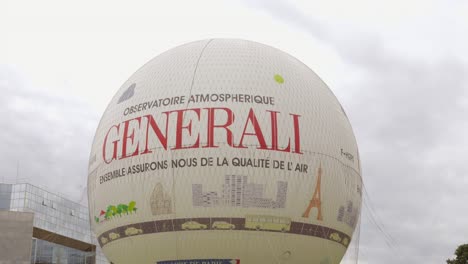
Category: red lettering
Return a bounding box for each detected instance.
[102,124,120,164]
[235,108,268,149]
[121,117,141,159]
[203,107,235,148]
[141,114,169,154]
[171,108,201,150]
[101,107,303,164]
[267,110,291,152]
[291,113,303,154]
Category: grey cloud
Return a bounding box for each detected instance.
[0,66,100,204]
[243,0,327,40]
[349,34,468,264]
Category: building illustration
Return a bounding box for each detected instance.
[302,164,323,220]
[192,175,288,209]
[150,183,172,215]
[337,200,359,228]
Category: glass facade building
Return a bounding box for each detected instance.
[0,183,109,264]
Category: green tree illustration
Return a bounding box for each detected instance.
[116,205,123,216]
[118,204,129,215]
[103,201,136,220]
[106,205,117,218]
[128,201,137,213]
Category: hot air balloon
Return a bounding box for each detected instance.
[88,39,362,264]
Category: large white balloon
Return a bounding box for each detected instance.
[88,39,362,264]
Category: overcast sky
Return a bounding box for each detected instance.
[1,0,467,263]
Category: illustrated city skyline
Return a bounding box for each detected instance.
[337,200,359,228]
[192,175,288,209]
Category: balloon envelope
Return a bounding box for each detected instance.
[88,39,362,264]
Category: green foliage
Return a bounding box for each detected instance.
[128,201,137,213]
[101,201,137,221]
[447,244,468,264]
[116,206,122,216]
[117,204,129,215]
[104,209,113,220]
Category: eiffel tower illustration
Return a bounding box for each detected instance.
[302,163,323,221]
